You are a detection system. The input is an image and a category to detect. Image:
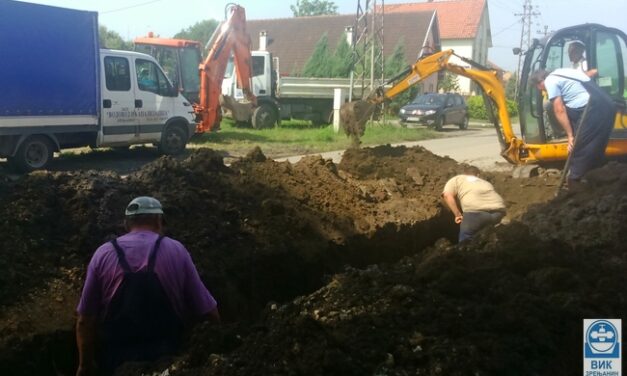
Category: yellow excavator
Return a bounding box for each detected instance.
[341,23,627,175]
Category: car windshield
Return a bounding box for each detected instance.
[412,94,444,106]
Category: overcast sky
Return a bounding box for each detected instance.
[21,0,627,71]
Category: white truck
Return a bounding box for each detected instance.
[222,50,364,128]
[0,2,195,171]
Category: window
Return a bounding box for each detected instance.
[104,56,130,91]
[180,47,201,92]
[595,31,623,99]
[252,56,265,77]
[136,59,173,96]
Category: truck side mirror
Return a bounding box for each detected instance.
[513,47,522,55]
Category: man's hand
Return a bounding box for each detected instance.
[454,215,463,224]
[76,362,96,376]
[567,135,575,153]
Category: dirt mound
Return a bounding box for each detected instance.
[171,164,626,376]
[0,145,567,375]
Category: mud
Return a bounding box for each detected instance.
[0,145,593,376]
[340,100,375,145]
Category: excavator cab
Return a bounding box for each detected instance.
[519,24,627,147]
[134,36,202,103]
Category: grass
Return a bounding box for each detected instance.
[190,119,441,158]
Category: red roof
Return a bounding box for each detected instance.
[383,0,486,39]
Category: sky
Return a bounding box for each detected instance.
[20,0,627,71]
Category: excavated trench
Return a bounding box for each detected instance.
[0,146,560,375]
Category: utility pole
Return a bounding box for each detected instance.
[537,25,552,38]
[349,0,384,101]
[514,0,540,98]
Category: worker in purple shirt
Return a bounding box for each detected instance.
[75,196,219,376]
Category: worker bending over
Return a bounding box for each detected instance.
[442,166,506,242]
[76,196,219,376]
[529,68,615,187]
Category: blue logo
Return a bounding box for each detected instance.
[585,320,620,358]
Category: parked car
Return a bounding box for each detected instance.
[399,93,469,130]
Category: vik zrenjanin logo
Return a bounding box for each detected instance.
[585,320,620,358]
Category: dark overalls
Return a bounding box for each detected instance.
[99,236,183,375]
[554,74,616,180]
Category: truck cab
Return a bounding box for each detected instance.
[99,49,196,152]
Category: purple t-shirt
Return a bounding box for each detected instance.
[77,230,217,320]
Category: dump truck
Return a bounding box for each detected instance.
[0,1,196,172]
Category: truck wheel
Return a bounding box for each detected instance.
[459,116,469,130]
[252,104,277,129]
[158,125,187,155]
[434,116,444,131]
[12,135,54,172]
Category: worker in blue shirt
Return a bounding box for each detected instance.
[529,68,615,187]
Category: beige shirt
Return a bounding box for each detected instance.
[443,175,505,212]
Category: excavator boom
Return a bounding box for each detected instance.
[196,4,256,132]
[341,49,522,162]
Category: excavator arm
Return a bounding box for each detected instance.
[196,4,256,132]
[342,49,525,164]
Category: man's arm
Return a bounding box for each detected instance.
[442,192,463,224]
[182,249,220,323]
[76,315,97,376]
[552,96,575,151]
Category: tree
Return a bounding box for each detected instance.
[329,35,352,78]
[291,0,338,17]
[99,25,132,50]
[438,72,460,92]
[174,19,219,46]
[301,34,332,77]
[384,40,416,114]
[505,75,518,100]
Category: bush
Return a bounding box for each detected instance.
[466,95,518,120]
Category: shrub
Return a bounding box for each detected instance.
[466,95,518,120]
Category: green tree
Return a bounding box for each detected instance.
[99,25,132,50]
[384,39,407,78]
[438,72,460,92]
[384,40,416,114]
[291,0,338,16]
[329,35,352,78]
[301,34,332,77]
[174,19,219,45]
[505,75,518,100]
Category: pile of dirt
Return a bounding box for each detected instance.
[169,163,626,376]
[0,145,562,375]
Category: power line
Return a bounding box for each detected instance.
[101,0,163,15]
[493,20,520,37]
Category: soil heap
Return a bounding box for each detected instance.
[0,145,562,376]
[166,163,627,376]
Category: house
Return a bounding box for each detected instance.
[384,0,492,94]
[246,11,441,94]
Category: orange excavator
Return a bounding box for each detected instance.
[135,4,255,132]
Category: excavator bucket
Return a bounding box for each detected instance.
[220,94,253,123]
[340,100,376,145]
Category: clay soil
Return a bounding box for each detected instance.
[2,145,620,376]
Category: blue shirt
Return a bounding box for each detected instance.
[545,68,590,109]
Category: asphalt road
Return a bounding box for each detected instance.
[277,127,513,172]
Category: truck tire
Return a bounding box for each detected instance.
[459,116,469,130]
[434,115,444,131]
[158,124,187,155]
[252,104,277,129]
[11,135,54,172]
